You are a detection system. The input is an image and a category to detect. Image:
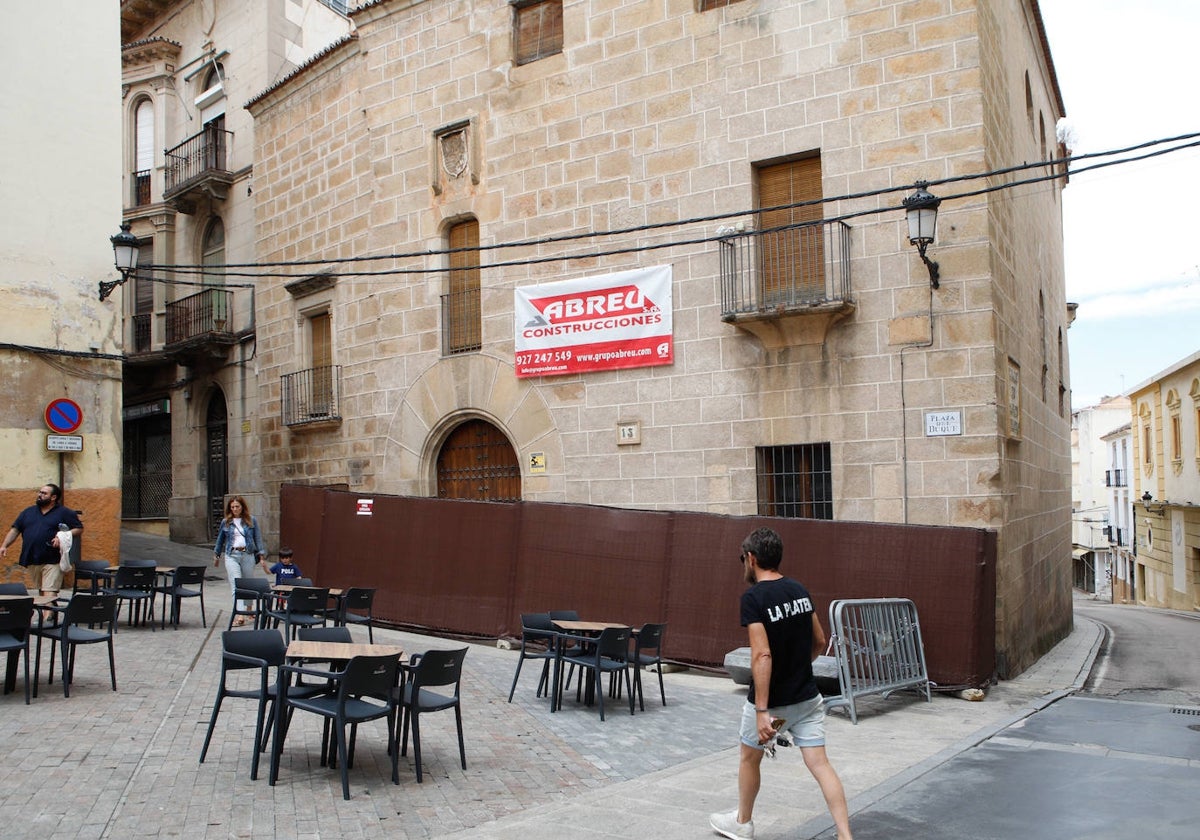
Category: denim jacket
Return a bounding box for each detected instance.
[213,515,265,558]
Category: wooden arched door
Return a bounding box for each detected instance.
[436,419,521,501]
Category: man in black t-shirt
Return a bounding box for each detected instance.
[709,527,853,840]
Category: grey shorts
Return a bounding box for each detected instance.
[739,694,826,749]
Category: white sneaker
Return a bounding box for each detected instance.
[709,809,755,839]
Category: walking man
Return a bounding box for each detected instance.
[1,483,84,597]
[710,526,853,840]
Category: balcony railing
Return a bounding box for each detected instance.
[165,287,232,346]
[441,288,482,355]
[719,221,852,317]
[132,169,152,206]
[282,366,343,427]
[1105,468,1126,487]
[163,126,233,199]
[132,313,152,353]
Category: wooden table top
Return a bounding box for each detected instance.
[0,593,57,606]
[552,620,630,633]
[106,565,175,574]
[286,640,404,660]
[272,584,345,597]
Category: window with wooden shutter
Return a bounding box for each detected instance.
[756,156,825,304]
[309,311,334,416]
[514,0,563,66]
[445,219,481,354]
[755,443,833,520]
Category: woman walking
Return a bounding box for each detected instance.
[213,495,266,626]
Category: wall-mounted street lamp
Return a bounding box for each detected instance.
[903,180,941,289]
[1140,490,1166,515]
[99,223,139,302]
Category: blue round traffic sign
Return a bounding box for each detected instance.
[45,398,83,434]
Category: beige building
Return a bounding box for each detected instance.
[241,0,1075,676]
[1129,349,1200,611]
[117,0,351,543]
[0,4,124,573]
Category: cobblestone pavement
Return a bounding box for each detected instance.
[0,532,1101,840]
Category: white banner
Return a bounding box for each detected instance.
[513,265,673,378]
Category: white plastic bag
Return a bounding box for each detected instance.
[57,527,74,573]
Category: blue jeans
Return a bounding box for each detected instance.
[224,551,258,613]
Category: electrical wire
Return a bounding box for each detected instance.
[129,131,1200,284]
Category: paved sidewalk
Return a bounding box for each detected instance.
[0,531,1102,839]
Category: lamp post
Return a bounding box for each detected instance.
[903,180,941,289]
[99,222,139,301]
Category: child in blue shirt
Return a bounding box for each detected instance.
[262,546,304,585]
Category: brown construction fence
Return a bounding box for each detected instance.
[280,484,997,688]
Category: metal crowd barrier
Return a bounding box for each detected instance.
[823,597,932,724]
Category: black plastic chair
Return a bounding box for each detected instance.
[200,629,287,780]
[0,583,29,595]
[399,647,468,783]
[0,596,35,704]
[507,613,557,702]
[229,578,273,629]
[558,626,633,720]
[267,587,330,639]
[105,565,157,630]
[337,588,377,642]
[548,610,586,690]
[156,565,207,629]
[33,593,118,698]
[271,652,403,800]
[71,560,112,594]
[632,622,667,710]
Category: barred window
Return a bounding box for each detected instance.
[443,219,481,354]
[514,0,563,66]
[756,443,833,519]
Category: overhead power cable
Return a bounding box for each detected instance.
[132,130,1200,283]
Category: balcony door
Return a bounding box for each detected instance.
[436,419,521,501]
[206,389,228,539]
[757,156,825,303]
[309,311,333,416]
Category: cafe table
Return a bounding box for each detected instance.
[268,584,346,626]
[548,620,631,712]
[268,639,405,786]
[1,594,54,696]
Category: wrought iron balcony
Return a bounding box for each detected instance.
[132,313,152,354]
[1104,469,1126,487]
[719,221,853,347]
[282,366,343,427]
[164,287,236,359]
[441,288,482,355]
[132,169,152,206]
[163,126,234,211]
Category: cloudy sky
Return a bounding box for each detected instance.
[1039,0,1200,408]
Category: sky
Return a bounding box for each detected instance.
[1038,0,1200,409]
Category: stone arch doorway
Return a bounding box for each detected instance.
[205,388,228,538]
[435,418,521,501]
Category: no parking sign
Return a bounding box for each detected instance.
[45,399,83,434]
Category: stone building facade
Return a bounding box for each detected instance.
[246,0,1073,676]
[1129,349,1200,611]
[117,0,350,543]
[0,4,124,574]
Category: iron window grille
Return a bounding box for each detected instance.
[755,443,833,519]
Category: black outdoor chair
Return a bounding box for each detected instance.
[200,629,287,780]
[337,588,377,642]
[229,577,273,629]
[632,622,668,710]
[71,560,112,594]
[0,583,29,595]
[507,612,557,703]
[548,609,586,690]
[0,596,35,704]
[267,586,330,639]
[104,565,157,630]
[270,652,403,800]
[557,626,633,721]
[33,593,118,698]
[399,647,468,783]
[156,565,207,629]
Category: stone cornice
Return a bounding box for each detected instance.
[122,37,182,68]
